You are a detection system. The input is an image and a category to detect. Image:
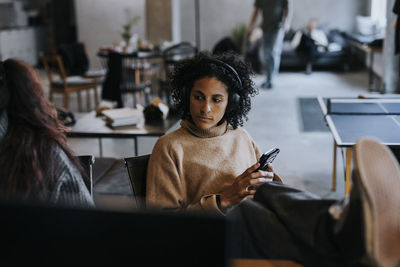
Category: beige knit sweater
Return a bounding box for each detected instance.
[146,120,261,215]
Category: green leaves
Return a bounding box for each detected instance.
[121,16,141,43]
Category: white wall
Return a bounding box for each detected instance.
[179,0,364,51]
[180,0,254,51]
[290,0,365,32]
[199,0,254,51]
[74,0,365,66]
[75,0,146,68]
[179,0,196,46]
[364,0,398,93]
[382,0,398,93]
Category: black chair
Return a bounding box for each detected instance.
[160,42,198,105]
[77,155,95,196]
[101,51,151,108]
[124,154,151,209]
[59,42,106,82]
[212,36,239,55]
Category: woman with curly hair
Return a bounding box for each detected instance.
[0,59,93,207]
[146,52,281,214]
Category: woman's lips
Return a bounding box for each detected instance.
[198,116,212,122]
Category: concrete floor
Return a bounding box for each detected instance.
[248,71,366,199]
[42,69,370,201]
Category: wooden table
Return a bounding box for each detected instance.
[67,111,180,156]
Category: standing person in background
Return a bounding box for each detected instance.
[0,59,94,207]
[246,0,290,89]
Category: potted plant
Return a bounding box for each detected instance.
[121,15,141,52]
[231,23,247,54]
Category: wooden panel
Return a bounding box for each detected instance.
[231,259,302,267]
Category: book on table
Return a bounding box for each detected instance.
[102,107,142,127]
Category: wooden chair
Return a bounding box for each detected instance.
[124,154,151,209]
[41,53,99,112]
[59,42,106,84]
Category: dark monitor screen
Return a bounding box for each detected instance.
[0,202,226,266]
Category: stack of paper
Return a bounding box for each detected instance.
[102,107,142,128]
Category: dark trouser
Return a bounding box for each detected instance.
[262,27,285,84]
[296,34,320,65]
[226,182,366,267]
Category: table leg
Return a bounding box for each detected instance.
[368,52,375,92]
[332,141,337,191]
[345,147,352,195]
[332,140,337,191]
[134,137,138,156]
[135,68,141,84]
[98,138,103,158]
[379,82,386,94]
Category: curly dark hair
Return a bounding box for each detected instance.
[170,51,258,129]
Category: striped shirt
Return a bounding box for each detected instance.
[0,111,94,207]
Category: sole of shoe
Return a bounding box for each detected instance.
[354,138,400,267]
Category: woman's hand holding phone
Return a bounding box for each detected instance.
[219,148,281,210]
[219,162,274,209]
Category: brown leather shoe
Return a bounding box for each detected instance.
[354,138,400,267]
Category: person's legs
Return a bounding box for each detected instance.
[228,139,400,266]
[295,34,317,74]
[271,28,285,79]
[261,30,275,88]
[255,182,354,266]
[226,198,304,262]
[261,28,284,88]
[227,182,349,266]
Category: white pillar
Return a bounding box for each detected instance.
[172,0,181,44]
[383,0,399,93]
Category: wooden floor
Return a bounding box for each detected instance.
[231,259,302,267]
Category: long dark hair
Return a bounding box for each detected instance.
[0,59,84,199]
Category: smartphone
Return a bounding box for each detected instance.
[255,148,280,172]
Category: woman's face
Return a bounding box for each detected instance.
[189,77,229,130]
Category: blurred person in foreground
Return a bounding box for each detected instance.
[0,58,93,207]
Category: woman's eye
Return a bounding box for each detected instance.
[214,98,223,103]
[194,95,203,100]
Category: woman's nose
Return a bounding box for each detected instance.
[201,101,211,113]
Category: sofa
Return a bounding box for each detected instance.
[245,28,352,73]
[280,28,352,71]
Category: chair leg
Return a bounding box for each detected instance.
[77,91,82,112]
[86,89,91,111]
[63,92,69,109]
[94,86,99,106]
[133,93,137,108]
